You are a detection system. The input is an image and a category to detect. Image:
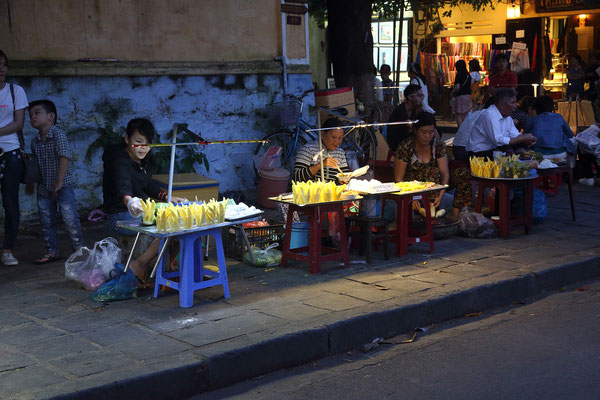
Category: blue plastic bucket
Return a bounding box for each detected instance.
[290,222,310,250]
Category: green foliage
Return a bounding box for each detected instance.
[152,123,210,175]
[84,97,133,162]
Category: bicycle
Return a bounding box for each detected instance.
[254,90,377,182]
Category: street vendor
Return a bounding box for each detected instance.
[394,112,449,210]
[467,88,537,160]
[293,117,351,184]
[102,118,184,284]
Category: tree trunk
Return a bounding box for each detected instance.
[327,0,376,117]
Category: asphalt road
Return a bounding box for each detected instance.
[194,280,600,400]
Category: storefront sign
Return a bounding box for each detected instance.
[495,36,507,45]
[534,0,592,13]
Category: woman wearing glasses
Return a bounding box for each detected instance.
[102,118,183,284]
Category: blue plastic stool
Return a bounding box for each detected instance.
[153,227,230,308]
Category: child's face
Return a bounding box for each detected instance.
[29,105,55,130]
[125,130,152,160]
[0,57,7,83]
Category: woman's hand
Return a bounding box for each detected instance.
[412,200,421,211]
[432,191,445,208]
[322,157,339,169]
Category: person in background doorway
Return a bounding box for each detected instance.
[0,49,27,266]
[408,62,435,114]
[379,64,394,105]
[567,54,585,100]
[451,60,472,127]
[489,53,518,95]
[469,59,483,110]
[374,65,383,102]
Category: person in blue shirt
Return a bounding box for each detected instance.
[525,95,573,160]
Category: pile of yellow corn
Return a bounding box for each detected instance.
[394,181,436,192]
[291,181,347,205]
[469,157,502,178]
[153,199,228,232]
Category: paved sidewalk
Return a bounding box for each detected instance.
[1,185,599,400]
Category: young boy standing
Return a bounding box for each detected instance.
[29,100,84,264]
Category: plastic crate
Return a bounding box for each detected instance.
[266,100,302,129]
[222,224,285,260]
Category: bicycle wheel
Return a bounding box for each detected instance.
[341,125,377,171]
[253,130,307,182]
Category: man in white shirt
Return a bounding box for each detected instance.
[467,88,536,159]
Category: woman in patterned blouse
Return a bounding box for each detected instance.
[394,112,449,209]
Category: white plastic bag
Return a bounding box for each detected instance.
[575,125,600,157]
[65,237,122,290]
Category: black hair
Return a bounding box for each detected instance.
[518,96,536,113]
[455,59,468,75]
[403,84,422,98]
[380,64,391,73]
[0,49,7,64]
[126,118,155,142]
[494,53,509,63]
[413,112,436,131]
[468,59,481,72]
[322,117,343,130]
[373,65,378,75]
[534,95,555,114]
[494,88,516,105]
[29,100,58,124]
[569,54,583,64]
[409,62,425,80]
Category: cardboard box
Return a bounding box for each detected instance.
[315,87,356,124]
[152,173,219,202]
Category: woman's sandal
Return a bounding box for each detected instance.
[34,254,61,265]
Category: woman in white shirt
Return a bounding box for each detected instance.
[408,62,435,114]
[0,49,28,266]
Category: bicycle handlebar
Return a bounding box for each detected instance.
[282,88,315,102]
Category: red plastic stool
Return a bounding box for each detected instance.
[534,174,561,196]
[383,192,434,257]
[280,202,349,274]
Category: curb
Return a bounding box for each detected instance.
[49,255,600,400]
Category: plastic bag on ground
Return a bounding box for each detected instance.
[458,211,498,238]
[90,262,138,302]
[242,243,282,268]
[65,237,122,290]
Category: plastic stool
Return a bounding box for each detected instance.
[153,227,230,308]
[346,216,390,264]
[383,192,434,257]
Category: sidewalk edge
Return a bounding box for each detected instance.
[48,255,600,400]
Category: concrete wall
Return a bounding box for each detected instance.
[11,73,314,222]
[1,0,309,62]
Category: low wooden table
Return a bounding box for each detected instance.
[272,197,355,274]
[383,186,447,256]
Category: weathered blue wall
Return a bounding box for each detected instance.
[11,73,314,222]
